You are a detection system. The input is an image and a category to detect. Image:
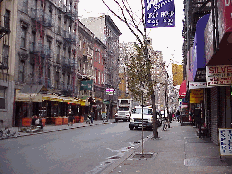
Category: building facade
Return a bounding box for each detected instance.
[0,0,18,128]
[14,0,80,126]
[81,15,121,119]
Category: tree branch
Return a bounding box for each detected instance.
[101,0,144,46]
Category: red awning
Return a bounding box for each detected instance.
[179,80,186,98]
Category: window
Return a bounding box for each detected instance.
[31,32,36,52]
[57,45,61,63]
[55,71,59,89]
[4,10,10,29]
[0,87,6,109]
[67,73,70,86]
[2,44,9,68]
[57,11,61,34]
[22,0,28,14]
[19,61,25,82]
[47,67,50,79]
[21,26,27,48]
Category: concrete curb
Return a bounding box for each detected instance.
[0,121,111,141]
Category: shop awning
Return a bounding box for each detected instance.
[15,92,42,102]
[179,80,186,98]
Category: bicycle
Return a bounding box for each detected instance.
[0,127,17,138]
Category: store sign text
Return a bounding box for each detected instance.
[206,65,232,86]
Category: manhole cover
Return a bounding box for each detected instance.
[109,156,121,159]
[184,157,231,166]
[133,153,153,159]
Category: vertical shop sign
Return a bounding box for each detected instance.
[144,0,175,28]
[218,128,232,156]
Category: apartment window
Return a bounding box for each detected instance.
[68,48,71,60]
[22,0,28,14]
[21,26,27,48]
[57,45,61,63]
[47,67,50,79]
[19,61,25,82]
[58,16,61,35]
[67,73,70,86]
[0,87,6,109]
[4,10,10,29]
[55,71,59,89]
[49,5,52,18]
[31,32,36,52]
[2,44,9,68]
[29,63,34,82]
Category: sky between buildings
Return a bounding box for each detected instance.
[78,0,184,73]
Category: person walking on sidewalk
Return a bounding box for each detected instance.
[176,110,180,122]
[68,109,74,126]
[90,110,94,124]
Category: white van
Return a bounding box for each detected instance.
[129,106,153,130]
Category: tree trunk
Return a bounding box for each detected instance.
[151,92,158,138]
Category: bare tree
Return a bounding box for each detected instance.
[102,0,159,138]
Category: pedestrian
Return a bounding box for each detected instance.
[68,109,74,126]
[32,115,37,126]
[176,110,180,122]
[35,116,43,130]
[90,110,94,124]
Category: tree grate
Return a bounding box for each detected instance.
[133,153,153,159]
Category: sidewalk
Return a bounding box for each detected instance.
[1,119,114,140]
[103,121,232,174]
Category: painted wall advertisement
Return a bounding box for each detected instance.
[190,89,203,104]
[206,65,232,86]
[219,128,232,156]
[144,0,175,28]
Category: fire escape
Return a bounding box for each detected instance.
[29,0,53,88]
[58,0,78,97]
[0,9,10,82]
[182,0,212,78]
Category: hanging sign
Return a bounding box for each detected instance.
[144,0,175,28]
[206,65,232,86]
[80,80,93,90]
[190,89,203,103]
[189,82,213,89]
[218,128,232,156]
[106,88,114,95]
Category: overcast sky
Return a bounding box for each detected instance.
[78,0,184,66]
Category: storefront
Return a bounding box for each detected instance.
[204,0,232,144]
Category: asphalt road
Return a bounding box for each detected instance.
[0,122,152,174]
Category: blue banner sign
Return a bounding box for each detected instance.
[144,0,175,28]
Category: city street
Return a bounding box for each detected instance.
[0,122,152,174]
